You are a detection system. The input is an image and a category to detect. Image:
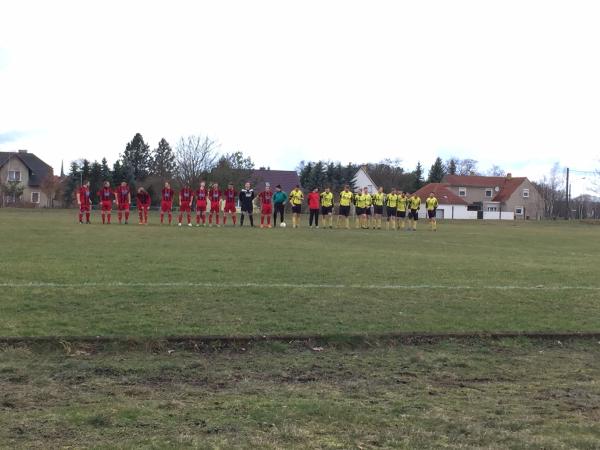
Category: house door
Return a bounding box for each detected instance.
[477,211,484,220]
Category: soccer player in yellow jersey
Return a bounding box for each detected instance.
[337,185,353,229]
[372,187,384,229]
[363,187,373,229]
[396,191,408,230]
[354,188,367,229]
[320,187,334,228]
[408,192,421,231]
[426,192,439,231]
[289,185,304,228]
[385,188,398,230]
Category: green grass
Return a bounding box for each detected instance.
[1,208,599,337]
[1,339,599,449]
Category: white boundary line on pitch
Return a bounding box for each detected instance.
[1,282,600,290]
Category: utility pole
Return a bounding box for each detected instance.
[565,167,570,219]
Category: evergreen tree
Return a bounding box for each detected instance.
[100,158,111,181]
[89,161,103,202]
[299,162,313,188]
[80,159,91,183]
[151,138,176,178]
[428,157,446,183]
[412,162,424,191]
[447,158,457,175]
[112,160,126,185]
[307,161,326,190]
[122,133,151,180]
[63,161,81,206]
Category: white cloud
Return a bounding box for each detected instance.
[1,0,599,194]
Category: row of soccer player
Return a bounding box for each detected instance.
[76,180,439,230]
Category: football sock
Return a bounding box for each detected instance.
[168,213,172,224]
[240,214,244,226]
[249,215,254,226]
[160,213,164,224]
[216,214,220,225]
[233,215,237,225]
[118,212,122,223]
[267,216,271,226]
[85,212,90,222]
[107,214,111,224]
[102,214,105,224]
[125,211,129,221]
[79,213,83,222]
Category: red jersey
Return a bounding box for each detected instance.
[195,188,207,203]
[161,188,175,202]
[179,187,193,203]
[99,187,114,202]
[308,192,320,209]
[259,190,273,205]
[116,185,130,204]
[209,189,221,203]
[78,187,91,205]
[224,188,237,204]
[137,191,151,207]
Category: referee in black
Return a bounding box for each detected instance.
[239,181,255,227]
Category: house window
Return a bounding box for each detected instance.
[458,187,466,197]
[485,188,493,198]
[522,189,529,198]
[487,206,498,212]
[31,192,40,204]
[515,207,523,215]
[8,170,21,182]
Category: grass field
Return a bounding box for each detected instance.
[1,208,600,448]
[1,208,599,337]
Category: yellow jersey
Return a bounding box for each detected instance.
[372,192,384,206]
[409,196,421,210]
[320,191,333,207]
[386,193,398,208]
[339,191,353,206]
[397,195,407,212]
[355,194,367,208]
[290,189,304,205]
[426,196,438,210]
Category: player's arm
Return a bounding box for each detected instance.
[76,191,81,205]
[127,192,131,204]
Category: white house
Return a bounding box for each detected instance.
[413,183,475,219]
[352,166,378,193]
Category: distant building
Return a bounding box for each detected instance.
[413,183,472,219]
[353,166,378,193]
[250,169,301,193]
[441,174,544,220]
[0,150,54,207]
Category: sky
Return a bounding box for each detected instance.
[1,0,599,194]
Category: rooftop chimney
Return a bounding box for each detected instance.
[18,149,28,153]
[506,173,512,179]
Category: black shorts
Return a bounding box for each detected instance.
[428,209,437,219]
[241,205,253,213]
[397,210,406,218]
[374,205,383,215]
[355,207,365,216]
[321,206,332,215]
[292,205,302,214]
[410,209,419,220]
[387,207,396,217]
[365,207,371,216]
[339,205,350,217]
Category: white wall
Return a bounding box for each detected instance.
[418,204,476,219]
[483,211,514,220]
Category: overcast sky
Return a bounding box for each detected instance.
[1,0,598,193]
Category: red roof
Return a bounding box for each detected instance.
[250,169,300,193]
[442,175,527,202]
[413,183,468,205]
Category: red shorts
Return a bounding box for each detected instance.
[210,202,220,213]
[261,204,272,215]
[118,203,130,211]
[161,200,172,212]
[79,204,91,213]
[196,202,207,212]
[180,201,191,213]
[224,203,236,213]
[101,201,112,212]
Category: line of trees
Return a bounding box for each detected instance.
[62,133,255,206]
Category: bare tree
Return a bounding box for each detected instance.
[457,159,479,176]
[174,135,219,187]
[486,165,506,177]
[535,162,564,218]
[41,174,62,207]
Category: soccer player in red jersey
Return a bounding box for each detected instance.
[76,181,92,224]
[223,182,237,226]
[178,184,194,227]
[195,181,208,226]
[115,181,131,224]
[208,182,222,226]
[160,182,175,225]
[136,187,151,225]
[98,181,114,224]
[258,183,274,228]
